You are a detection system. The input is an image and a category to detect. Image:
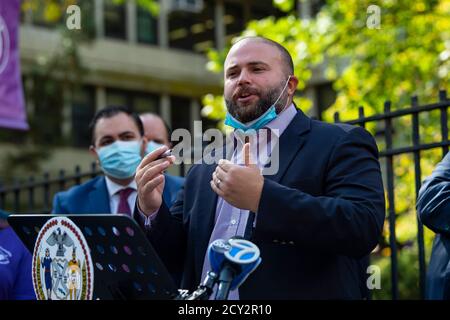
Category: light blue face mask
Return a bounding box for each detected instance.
[98,140,142,179]
[224,76,292,132]
[145,140,165,155]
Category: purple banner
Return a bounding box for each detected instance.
[0,0,28,130]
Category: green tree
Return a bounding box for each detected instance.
[203,0,450,299]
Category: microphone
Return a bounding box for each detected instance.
[208,237,261,300]
[208,238,231,273]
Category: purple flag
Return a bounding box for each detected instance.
[0,0,28,130]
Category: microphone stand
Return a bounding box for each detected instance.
[214,264,235,300]
[175,271,218,300]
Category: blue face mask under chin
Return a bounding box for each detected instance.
[225,76,292,132]
[98,140,142,179]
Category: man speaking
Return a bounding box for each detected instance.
[135,37,385,299]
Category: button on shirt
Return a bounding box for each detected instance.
[104,177,138,215]
[201,103,298,300]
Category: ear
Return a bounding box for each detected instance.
[89,145,99,164]
[141,137,148,157]
[287,75,298,97]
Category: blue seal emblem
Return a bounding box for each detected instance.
[32,217,94,300]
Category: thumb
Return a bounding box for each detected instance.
[243,142,257,167]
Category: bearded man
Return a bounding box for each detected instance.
[135,37,385,299]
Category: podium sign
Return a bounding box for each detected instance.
[8,214,178,300]
[33,217,94,300]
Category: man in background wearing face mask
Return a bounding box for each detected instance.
[140,113,184,209]
[135,37,385,299]
[52,106,148,216]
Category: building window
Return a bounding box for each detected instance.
[224,2,244,44]
[71,86,95,147]
[171,0,204,13]
[79,0,96,39]
[168,0,215,53]
[137,7,158,45]
[29,76,64,145]
[20,5,26,24]
[106,89,160,115]
[31,6,62,28]
[104,1,127,40]
[200,108,218,132]
[133,94,160,115]
[170,96,191,131]
[248,1,285,21]
[106,89,129,107]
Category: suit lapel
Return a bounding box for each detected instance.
[266,109,311,183]
[88,176,111,213]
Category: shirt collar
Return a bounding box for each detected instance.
[265,103,297,138]
[104,176,137,198]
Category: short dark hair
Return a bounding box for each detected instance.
[89,105,144,145]
[235,36,294,76]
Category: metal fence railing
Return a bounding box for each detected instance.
[333,89,449,299]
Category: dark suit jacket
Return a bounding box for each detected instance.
[143,109,386,299]
[52,174,184,214]
[163,174,185,211]
[417,152,450,299]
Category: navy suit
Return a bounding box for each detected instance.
[144,110,385,299]
[417,152,450,299]
[52,174,184,214]
[162,174,185,211]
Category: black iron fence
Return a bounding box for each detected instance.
[0,162,187,215]
[0,163,99,214]
[333,89,449,300]
[0,90,449,299]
